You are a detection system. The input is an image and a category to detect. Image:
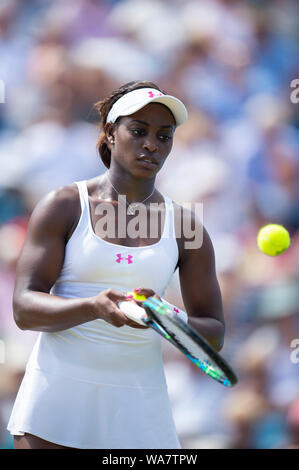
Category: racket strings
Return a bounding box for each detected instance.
[158,317,230,385]
[144,298,233,386]
[145,299,212,362]
[158,315,219,368]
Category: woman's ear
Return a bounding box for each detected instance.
[104,122,116,149]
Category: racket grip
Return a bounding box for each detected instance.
[161,299,188,323]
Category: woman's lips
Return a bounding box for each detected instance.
[136,155,159,168]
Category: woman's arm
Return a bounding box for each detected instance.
[13,185,129,333]
[13,184,95,332]
[177,208,225,351]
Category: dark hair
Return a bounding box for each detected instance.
[94,80,165,169]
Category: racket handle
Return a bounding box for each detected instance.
[161,298,188,324]
[118,301,148,326]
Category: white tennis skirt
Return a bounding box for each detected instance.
[7,324,181,449]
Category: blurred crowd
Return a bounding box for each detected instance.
[0,0,298,449]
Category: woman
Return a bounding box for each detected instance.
[8,80,225,449]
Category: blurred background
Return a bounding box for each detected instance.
[0,0,299,449]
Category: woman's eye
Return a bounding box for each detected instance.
[130,129,172,142]
[159,135,172,141]
[131,129,145,136]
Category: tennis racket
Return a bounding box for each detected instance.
[118,297,238,387]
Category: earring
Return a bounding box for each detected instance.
[109,137,114,144]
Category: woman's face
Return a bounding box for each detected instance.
[107,102,176,177]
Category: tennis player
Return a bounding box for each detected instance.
[8,80,225,449]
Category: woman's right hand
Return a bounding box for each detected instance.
[89,289,148,329]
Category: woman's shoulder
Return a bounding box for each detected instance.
[36,182,80,213]
[168,198,211,256]
[169,199,203,229]
[29,183,81,239]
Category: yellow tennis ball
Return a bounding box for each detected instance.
[133,292,147,301]
[257,224,290,256]
[126,291,147,301]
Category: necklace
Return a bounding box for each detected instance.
[105,173,156,215]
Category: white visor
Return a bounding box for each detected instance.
[106,88,188,126]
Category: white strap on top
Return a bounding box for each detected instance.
[75,180,176,241]
[75,180,90,227]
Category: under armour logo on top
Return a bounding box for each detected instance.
[116,254,133,264]
[148,91,163,98]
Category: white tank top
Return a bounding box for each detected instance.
[7,180,181,448]
[28,181,178,386]
[27,180,179,384]
[51,179,179,300]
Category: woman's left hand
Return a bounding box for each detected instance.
[124,288,161,329]
[132,288,161,303]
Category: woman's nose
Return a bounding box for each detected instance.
[143,139,158,153]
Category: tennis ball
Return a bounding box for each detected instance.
[126,291,147,301]
[257,224,290,256]
[133,292,147,301]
